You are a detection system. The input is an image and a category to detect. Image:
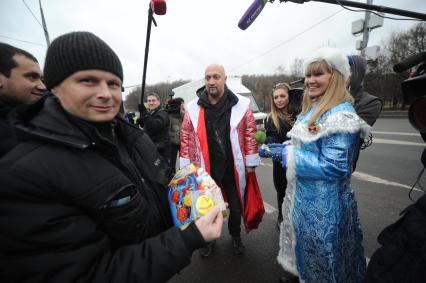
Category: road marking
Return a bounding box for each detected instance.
[260,161,277,213]
[372,138,425,147]
[353,171,422,192]
[259,164,422,212]
[260,163,421,191]
[372,131,421,137]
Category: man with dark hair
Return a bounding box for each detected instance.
[138,92,171,161]
[0,42,46,156]
[0,32,223,283]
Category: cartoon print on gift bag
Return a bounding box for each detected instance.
[168,164,227,229]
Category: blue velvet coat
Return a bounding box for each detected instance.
[277,102,370,283]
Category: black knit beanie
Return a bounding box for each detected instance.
[43,31,123,90]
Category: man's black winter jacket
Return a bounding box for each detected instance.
[0,102,16,157]
[0,96,205,283]
[139,105,171,160]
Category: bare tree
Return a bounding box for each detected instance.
[123,86,141,111]
[290,58,304,78]
[275,65,286,75]
[385,22,425,69]
[242,74,293,112]
[364,22,425,109]
[124,24,425,112]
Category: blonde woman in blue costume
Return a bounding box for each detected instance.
[259,47,370,283]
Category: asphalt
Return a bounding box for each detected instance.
[169,118,425,283]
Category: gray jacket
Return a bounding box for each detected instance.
[169,110,185,145]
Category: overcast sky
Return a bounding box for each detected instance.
[1,0,425,93]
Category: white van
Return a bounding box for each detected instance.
[172,76,266,130]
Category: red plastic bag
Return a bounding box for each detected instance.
[243,171,265,233]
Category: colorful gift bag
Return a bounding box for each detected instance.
[168,164,227,229]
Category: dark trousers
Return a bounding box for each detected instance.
[217,168,242,237]
[169,143,180,174]
[273,161,287,220]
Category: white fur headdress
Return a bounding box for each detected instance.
[303,47,350,80]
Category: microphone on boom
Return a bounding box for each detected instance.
[151,0,166,15]
[238,0,269,30]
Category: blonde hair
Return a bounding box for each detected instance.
[302,60,353,126]
[270,83,293,132]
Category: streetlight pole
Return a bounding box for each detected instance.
[38,0,50,46]
[360,0,372,58]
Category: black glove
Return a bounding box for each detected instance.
[138,103,149,116]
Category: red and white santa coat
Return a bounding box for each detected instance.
[180,93,260,205]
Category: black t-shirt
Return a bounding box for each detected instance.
[198,88,238,182]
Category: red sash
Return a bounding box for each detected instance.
[197,107,211,174]
[197,107,264,233]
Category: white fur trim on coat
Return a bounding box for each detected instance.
[288,111,370,147]
[277,144,299,277]
[245,153,260,167]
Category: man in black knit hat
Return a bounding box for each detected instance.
[0,31,223,283]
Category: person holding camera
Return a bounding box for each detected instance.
[260,47,370,283]
[0,31,223,283]
[167,97,185,175]
[365,52,426,283]
[347,54,383,171]
[347,55,382,127]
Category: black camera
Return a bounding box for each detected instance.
[165,98,184,114]
[165,103,180,114]
[393,52,426,166]
[394,52,426,138]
